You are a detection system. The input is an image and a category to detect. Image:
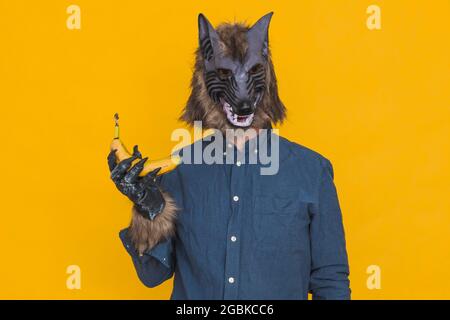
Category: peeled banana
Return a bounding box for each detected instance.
[110,113,181,176]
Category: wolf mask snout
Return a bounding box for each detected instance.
[235,99,254,116]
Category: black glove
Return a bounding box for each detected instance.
[108,145,166,220]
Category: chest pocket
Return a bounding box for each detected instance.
[253,194,304,215]
[252,193,311,251]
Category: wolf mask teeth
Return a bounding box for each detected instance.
[198,13,273,128]
[221,99,255,127]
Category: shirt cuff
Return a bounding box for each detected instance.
[119,228,173,269]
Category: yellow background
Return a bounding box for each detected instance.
[0,0,449,299]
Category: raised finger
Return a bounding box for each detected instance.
[132,145,142,159]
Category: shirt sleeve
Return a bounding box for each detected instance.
[308,157,351,300]
[118,168,182,288]
[119,228,175,288]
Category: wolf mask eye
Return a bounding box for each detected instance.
[217,68,232,79]
[249,64,264,75]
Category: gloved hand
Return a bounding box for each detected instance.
[108,145,166,220]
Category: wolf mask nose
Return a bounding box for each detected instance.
[235,100,254,116]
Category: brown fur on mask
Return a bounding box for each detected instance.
[180,22,286,133]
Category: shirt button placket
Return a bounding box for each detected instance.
[223,148,242,299]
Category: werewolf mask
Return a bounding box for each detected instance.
[181,12,286,132]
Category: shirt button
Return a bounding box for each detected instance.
[230,236,237,242]
[233,196,239,202]
[228,277,235,284]
[236,161,241,167]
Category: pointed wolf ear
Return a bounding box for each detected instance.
[198,13,220,61]
[247,12,273,58]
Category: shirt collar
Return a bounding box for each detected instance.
[221,128,272,156]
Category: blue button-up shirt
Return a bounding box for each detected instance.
[119,130,350,300]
